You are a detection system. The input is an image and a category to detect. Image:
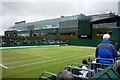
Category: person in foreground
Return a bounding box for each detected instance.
[57,70,74,80]
[95,34,117,64]
[79,59,89,77]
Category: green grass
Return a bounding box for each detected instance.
[1,45,96,78]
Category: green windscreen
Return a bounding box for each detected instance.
[111,28,120,43]
[78,19,92,39]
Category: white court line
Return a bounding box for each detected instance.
[14,51,50,58]
[0,46,40,49]
[3,50,50,60]
[4,52,77,65]
[0,64,8,69]
[5,58,45,65]
[4,51,94,65]
[8,54,92,69]
[0,45,60,49]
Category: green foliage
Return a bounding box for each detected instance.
[92,28,111,39]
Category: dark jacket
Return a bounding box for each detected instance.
[95,40,117,64]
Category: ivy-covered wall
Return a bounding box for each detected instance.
[92,28,111,39]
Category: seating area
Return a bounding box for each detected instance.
[39,58,120,80]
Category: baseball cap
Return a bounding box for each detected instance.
[103,34,110,39]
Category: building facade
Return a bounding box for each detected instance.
[3,13,120,46]
[6,13,113,36]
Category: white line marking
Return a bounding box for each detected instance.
[4,52,77,65]
[5,58,44,65]
[4,49,94,65]
[14,51,51,58]
[0,45,60,49]
[8,54,92,69]
[0,64,8,69]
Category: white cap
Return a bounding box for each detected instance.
[103,34,110,39]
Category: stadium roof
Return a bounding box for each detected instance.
[92,15,120,24]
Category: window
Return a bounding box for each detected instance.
[27,25,34,30]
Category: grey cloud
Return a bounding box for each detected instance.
[2,2,80,17]
[1,1,119,35]
[2,2,118,17]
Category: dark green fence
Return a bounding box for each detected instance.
[68,39,101,47]
[111,28,120,44]
[68,39,119,47]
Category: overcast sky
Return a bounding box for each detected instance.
[1,0,120,35]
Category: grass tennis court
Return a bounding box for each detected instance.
[1,45,96,79]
